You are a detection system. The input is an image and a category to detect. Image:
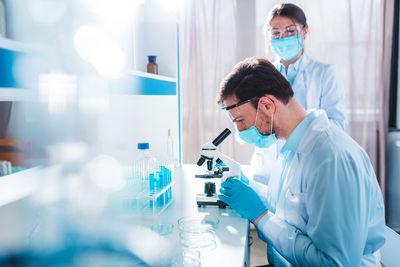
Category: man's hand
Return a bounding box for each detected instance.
[219,177,267,223]
[239,170,249,184]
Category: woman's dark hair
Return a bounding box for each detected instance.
[217,57,293,107]
[267,3,307,27]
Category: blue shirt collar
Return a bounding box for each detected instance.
[280,110,318,158]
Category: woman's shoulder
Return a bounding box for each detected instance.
[301,54,337,74]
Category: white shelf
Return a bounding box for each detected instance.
[0,88,34,101]
[0,167,42,207]
[0,37,37,102]
[132,21,178,78]
[126,70,176,83]
[0,37,36,53]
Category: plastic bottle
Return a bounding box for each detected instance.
[147,55,158,74]
[136,142,157,199]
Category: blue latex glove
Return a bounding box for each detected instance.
[219,177,267,223]
[215,164,248,184]
[239,170,249,184]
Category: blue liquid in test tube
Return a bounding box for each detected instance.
[149,173,155,194]
[149,173,155,209]
[157,167,164,207]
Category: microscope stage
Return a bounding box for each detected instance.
[196,194,228,208]
[195,173,222,179]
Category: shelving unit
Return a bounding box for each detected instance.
[111,70,177,95]
[0,166,42,207]
[127,70,177,83]
[0,88,33,101]
[98,1,182,165]
[0,37,35,101]
[0,37,34,52]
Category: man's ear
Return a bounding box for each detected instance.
[259,96,276,113]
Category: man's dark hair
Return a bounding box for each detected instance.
[217,57,293,108]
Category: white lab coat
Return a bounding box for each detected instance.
[251,54,347,185]
[254,110,385,266]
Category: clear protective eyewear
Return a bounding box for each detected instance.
[221,96,258,111]
[221,96,258,130]
[268,25,303,40]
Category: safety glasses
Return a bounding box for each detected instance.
[268,25,303,40]
[221,96,258,111]
[222,97,259,129]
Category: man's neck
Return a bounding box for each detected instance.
[278,99,308,140]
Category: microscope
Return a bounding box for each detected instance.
[195,128,241,208]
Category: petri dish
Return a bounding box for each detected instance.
[150,223,174,236]
[178,215,220,233]
[179,229,217,252]
[175,249,201,267]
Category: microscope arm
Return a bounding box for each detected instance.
[214,150,240,182]
[196,128,240,181]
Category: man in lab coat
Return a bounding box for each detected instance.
[217,57,385,266]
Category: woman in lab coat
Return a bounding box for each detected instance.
[251,3,347,184]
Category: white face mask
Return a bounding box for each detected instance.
[270,35,303,61]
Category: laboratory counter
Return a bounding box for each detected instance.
[0,164,250,266]
[155,164,250,267]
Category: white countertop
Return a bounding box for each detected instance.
[163,164,250,267]
[0,164,250,266]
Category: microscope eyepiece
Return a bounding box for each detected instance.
[212,128,231,147]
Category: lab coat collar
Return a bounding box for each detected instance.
[294,53,313,75]
[296,109,330,155]
[273,53,312,74]
[277,54,303,73]
[280,109,318,158]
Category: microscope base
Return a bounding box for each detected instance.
[196,194,228,208]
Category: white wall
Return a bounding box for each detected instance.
[97,95,179,164]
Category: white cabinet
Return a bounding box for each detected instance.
[0,1,183,165]
[0,37,35,101]
[98,2,182,165]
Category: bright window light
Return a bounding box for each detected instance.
[39,73,77,114]
[74,25,126,77]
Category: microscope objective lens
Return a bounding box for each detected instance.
[207,160,213,171]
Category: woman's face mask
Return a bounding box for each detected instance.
[268,16,305,61]
[269,35,303,61]
[237,105,278,148]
